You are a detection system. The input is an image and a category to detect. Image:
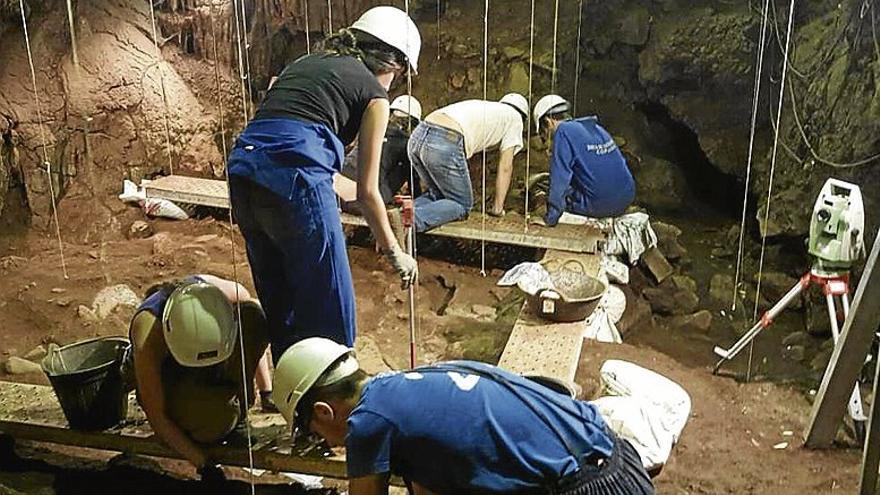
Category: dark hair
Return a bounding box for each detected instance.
[390,113,420,133]
[541,110,573,139]
[295,367,369,431]
[318,28,407,75]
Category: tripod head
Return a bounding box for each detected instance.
[808,179,865,276]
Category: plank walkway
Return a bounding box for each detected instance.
[498,250,602,385]
[0,381,349,479]
[143,175,606,253]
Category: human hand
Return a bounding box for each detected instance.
[383,247,418,289]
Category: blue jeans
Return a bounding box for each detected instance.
[408,122,473,232]
[229,173,356,362]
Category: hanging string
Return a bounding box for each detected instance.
[551,0,560,92]
[304,0,311,54]
[732,0,771,312]
[749,0,797,382]
[64,0,79,66]
[227,0,257,492]
[238,0,255,115]
[231,0,250,123]
[436,0,441,60]
[209,1,228,160]
[523,0,536,230]
[18,0,68,279]
[326,0,333,32]
[572,0,583,115]
[146,0,175,175]
[480,0,489,277]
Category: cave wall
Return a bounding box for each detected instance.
[574,0,880,237]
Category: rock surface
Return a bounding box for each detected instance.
[4,356,42,374]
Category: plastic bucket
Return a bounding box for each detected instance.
[41,337,131,430]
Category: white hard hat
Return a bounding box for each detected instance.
[534,94,570,132]
[390,95,423,120]
[499,93,529,120]
[162,282,238,367]
[351,6,422,74]
[272,337,359,427]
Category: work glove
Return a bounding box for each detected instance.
[383,246,418,289]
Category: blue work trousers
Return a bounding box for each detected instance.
[408,122,473,232]
[229,174,356,362]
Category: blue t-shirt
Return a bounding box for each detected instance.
[545,117,635,226]
[345,361,613,494]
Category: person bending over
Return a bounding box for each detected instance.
[129,274,269,477]
[533,94,635,226]
[408,93,527,232]
[272,337,655,495]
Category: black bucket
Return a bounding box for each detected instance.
[41,337,131,430]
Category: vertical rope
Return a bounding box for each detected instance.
[523,0,535,229]
[228,1,256,491]
[326,0,333,33]
[436,0,441,60]
[304,0,311,54]
[18,0,68,279]
[749,0,796,382]
[209,2,228,160]
[551,0,559,92]
[238,0,255,115]
[403,0,420,369]
[480,0,489,276]
[231,0,250,123]
[64,0,79,66]
[732,0,771,312]
[146,0,175,175]
[572,0,584,114]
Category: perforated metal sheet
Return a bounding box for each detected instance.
[144,175,607,253]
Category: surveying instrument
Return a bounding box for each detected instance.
[713,178,868,440]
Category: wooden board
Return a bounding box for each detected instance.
[0,381,349,479]
[497,250,602,384]
[143,175,606,253]
[806,230,880,448]
[859,353,880,494]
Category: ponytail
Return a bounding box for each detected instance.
[318,28,407,76]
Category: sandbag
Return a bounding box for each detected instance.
[592,360,691,471]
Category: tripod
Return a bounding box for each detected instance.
[713,268,868,441]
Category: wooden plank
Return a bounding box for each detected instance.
[143,175,606,253]
[859,353,880,494]
[0,381,349,478]
[806,230,880,448]
[497,250,602,383]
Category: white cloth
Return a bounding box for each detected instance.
[593,360,691,472]
[605,212,658,265]
[583,285,626,343]
[439,100,524,158]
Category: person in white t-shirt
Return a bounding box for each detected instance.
[407,93,528,232]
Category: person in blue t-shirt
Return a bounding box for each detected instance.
[272,338,655,495]
[532,95,635,227]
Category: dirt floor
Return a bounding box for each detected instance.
[0,207,869,493]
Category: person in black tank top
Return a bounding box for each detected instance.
[226,7,422,361]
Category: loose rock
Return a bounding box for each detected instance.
[783,345,806,362]
[471,304,496,321]
[23,345,47,361]
[151,232,175,256]
[77,305,98,322]
[92,285,141,319]
[755,272,801,309]
[5,356,43,375]
[127,220,153,239]
[667,310,713,333]
[617,285,654,335]
[708,273,735,305]
[643,285,699,316]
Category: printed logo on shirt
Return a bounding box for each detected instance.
[586,139,617,156]
[447,372,480,391]
[404,372,424,380]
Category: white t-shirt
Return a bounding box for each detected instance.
[438,100,524,159]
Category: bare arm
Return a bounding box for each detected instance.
[132,313,208,469]
[349,474,391,495]
[357,98,398,252]
[492,147,516,214]
[197,274,252,304]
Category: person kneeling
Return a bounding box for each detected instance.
[129,275,269,478]
[533,95,635,227]
[273,337,655,495]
